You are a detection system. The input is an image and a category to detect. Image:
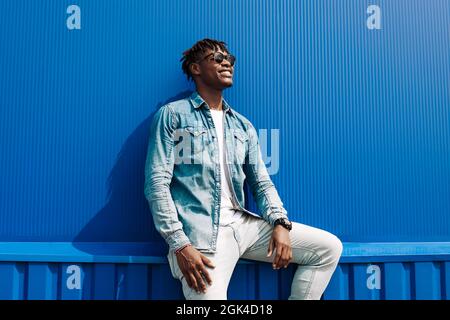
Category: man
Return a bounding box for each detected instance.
[144,38,343,300]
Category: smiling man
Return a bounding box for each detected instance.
[144,38,343,300]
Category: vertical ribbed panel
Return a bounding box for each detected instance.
[0,262,26,299]
[322,264,351,300]
[0,1,449,245]
[27,263,59,300]
[324,261,450,300]
[384,262,412,300]
[92,264,116,299]
[256,264,279,299]
[228,264,257,299]
[1,260,449,300]
[444,262,450,300]
[414,262,442,300]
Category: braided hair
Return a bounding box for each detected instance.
[180,38,230,82]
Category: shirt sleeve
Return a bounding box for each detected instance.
[243,122,289,226]
[144,104,191,251]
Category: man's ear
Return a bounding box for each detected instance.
[190,63,201,76]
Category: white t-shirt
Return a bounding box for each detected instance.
[210,109,244,226]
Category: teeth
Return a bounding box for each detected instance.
[220,71,232,77]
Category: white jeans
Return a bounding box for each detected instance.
[167,213,343,300]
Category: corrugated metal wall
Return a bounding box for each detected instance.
[0,242,449,300]
[0,0,449,299]
[1,0,449,245]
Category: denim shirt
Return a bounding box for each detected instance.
[144,91,288,253]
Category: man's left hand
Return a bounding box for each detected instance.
[267,226,292,269]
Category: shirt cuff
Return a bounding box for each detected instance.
[166,229,192,252]
[266,211,289,227]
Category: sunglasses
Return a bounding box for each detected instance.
[198,51,236,66]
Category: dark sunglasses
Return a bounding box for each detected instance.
[198,51,236,66]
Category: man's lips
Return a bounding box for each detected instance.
[218,70,233,78]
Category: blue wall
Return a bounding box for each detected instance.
[1,242,450,300]
[0,0,449,253]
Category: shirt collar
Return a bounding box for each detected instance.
[189,91,233,115]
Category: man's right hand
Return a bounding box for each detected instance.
[175,245,216,294]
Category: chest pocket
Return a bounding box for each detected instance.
[232,130,248,164]
[184,126,208,164]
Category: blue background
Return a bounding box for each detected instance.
[0,0,449,254]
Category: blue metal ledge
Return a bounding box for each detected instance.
[0,242,450,264]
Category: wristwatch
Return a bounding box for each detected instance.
[273,218,292,231]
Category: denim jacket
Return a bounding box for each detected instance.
[144,91,288,253]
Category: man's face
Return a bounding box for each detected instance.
[192,47,234,90]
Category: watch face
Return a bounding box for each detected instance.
[276,218,292,230]
[275,218,292,230]
[284,219,292,229]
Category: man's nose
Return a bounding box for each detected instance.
[221,59,231,67]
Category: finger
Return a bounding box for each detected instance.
[183,272,192,288]
[200,266,213,285]
[187,272,198,291]
[277,246,288,269]
[273,246,284,269]
[267,239,274,257]
[201,255,216,268]
[279,247,288,268]
[284,249,293,268]
[193,268,207,293]
[282,249,291,268]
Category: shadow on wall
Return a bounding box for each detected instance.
[72,90,193,257]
